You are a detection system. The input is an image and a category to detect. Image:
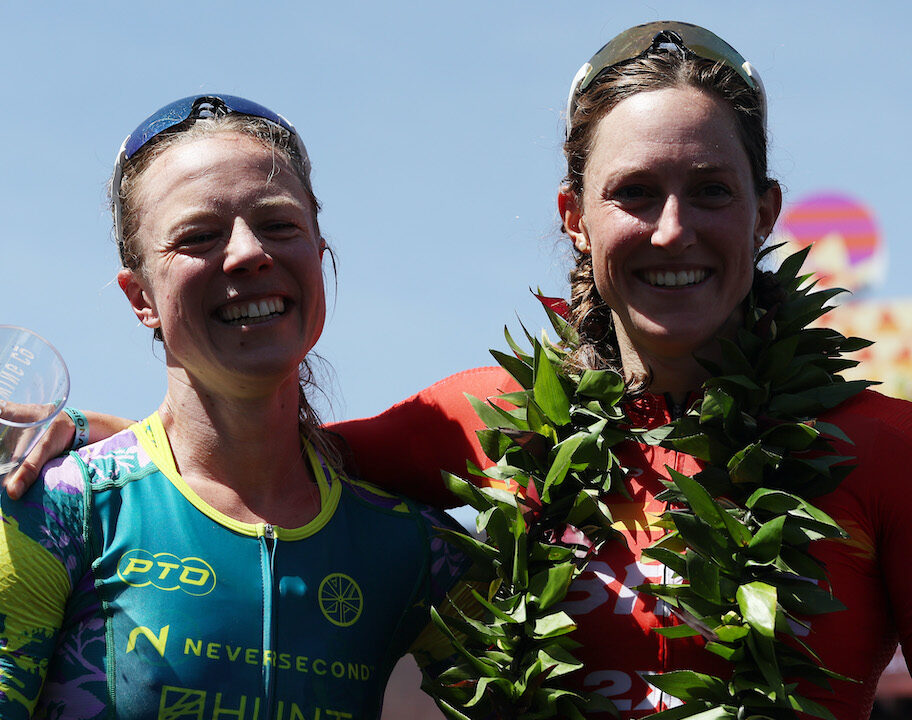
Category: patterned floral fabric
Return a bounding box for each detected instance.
[0,413,468,719]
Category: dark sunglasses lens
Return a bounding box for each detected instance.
[215,95,291,132]
[580,21,750,95]
[123,96,200,158]
[123,94,295,159]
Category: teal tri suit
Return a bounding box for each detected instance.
[0,413,468,719]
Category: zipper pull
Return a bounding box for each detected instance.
[264,523,275,540]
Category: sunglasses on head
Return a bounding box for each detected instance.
[565,21,766,138]
[112,94,312,246]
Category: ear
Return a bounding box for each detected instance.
[754,181,783,249]
[558,188,590,254]
[117,268,161,330]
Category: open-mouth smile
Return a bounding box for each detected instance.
[217,296,287,325]
[638,268,710,288]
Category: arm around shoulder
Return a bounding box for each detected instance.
[330,367,518,507]
[3,409,133,500]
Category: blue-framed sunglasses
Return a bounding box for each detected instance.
[112,94,312,246]
[565,21,766,138]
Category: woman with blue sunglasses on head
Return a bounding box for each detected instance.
[8,21,912,720]
[0,95,468,719]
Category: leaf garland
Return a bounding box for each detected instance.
[428,247,875,720]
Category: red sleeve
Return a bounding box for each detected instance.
[328,366,520,508]
[864,395,912,667]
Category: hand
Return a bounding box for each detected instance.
[2,410,134,500]
[2,409,76,499]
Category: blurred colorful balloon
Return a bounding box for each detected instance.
[776,192,884,294]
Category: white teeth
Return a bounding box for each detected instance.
[642,269,708,287]
[218,297,286,323]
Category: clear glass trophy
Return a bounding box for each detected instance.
[0,325,69,481]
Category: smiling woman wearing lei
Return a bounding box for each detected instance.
[335,23,912,719]
[7,22,912,720]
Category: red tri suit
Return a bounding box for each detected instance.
[333,366,912,720]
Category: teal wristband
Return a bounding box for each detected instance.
[63,407,89,450]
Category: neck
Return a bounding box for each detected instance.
[613,309,743,404]
[158,366,319,526]
[616,338,710,404]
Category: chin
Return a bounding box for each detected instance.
[637,322,730,362]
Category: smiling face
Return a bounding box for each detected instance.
[118,132,326,395]
[560,86,780,383]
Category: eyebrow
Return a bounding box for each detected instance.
[690,162,736,174]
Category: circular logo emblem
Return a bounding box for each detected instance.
[318,573,363,627]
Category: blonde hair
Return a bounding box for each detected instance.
[111,112,340,467]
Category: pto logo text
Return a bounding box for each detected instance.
[118,549,216,596]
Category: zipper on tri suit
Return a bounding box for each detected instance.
[261,523,278,718]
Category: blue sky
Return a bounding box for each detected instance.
[1,1,909,424]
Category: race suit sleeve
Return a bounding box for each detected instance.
[0,454,88,718]
[866,397,912,669]
[329,366,518,508]
[407,505,478,675]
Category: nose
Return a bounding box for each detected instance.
[223,218,273,274]
[651,195,695,253]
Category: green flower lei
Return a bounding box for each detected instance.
[428,248,874,720]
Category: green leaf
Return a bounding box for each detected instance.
[475,428,514,463]
[640,547,687,577]
[527,562,576,611]
[430,606,501,675]
[533,341,571,425]
[761,422,820,451]
[745,488,801,513]
[787,694,838,720]
[745,632,786,698]
[776,245,813,283]
[542,434,585,501]
[728,442,774,485]
[654,624,702,639]
[745,515,786,563]
[466,587,520,624]
[503,325,533,365]
[813,420,853,444]
[531,611,577,639]
[704,641,743,662]
[687,553,721,604]
[576,369,625,403]
[640,703,727,720]
[490,348,534,388]
[466,393,525,431]
[536,644,584,679]
[669,469,751,547]
[670,513,731,566]
[737,581,777,638]
[441,472,494,510]
[434,699,473,720]
[700,386,735,425]
[641,670,728,702]
[713,623,750,642]
[435,527,500,566]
